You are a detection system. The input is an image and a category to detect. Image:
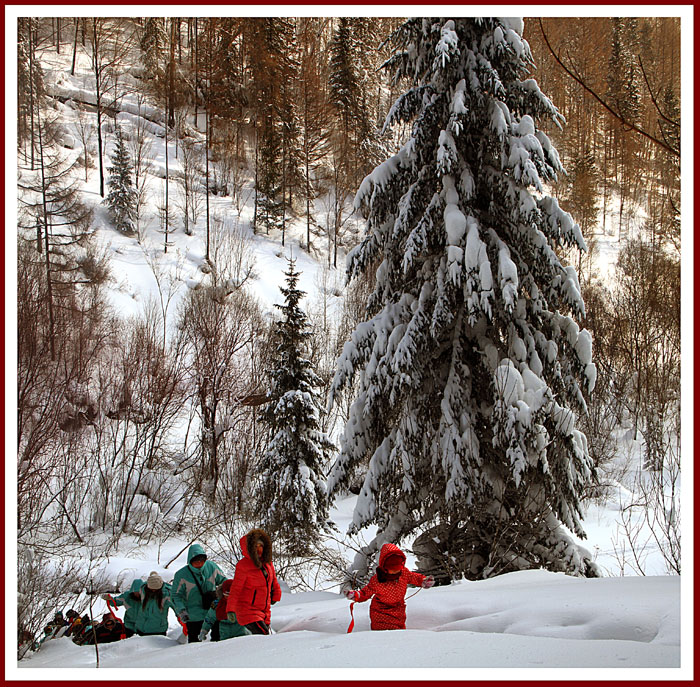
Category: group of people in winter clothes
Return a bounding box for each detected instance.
[38,530,433,651]
[37,608,127,647]
[172,529,282,642]
[90,528,282,645]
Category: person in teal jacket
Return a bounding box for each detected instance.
[133,571,175,636]
[198,579,250,642]
[103,578,143,638]
[172,544,226,642]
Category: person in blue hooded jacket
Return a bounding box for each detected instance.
[172,543,226,642]
[103,578,143,637]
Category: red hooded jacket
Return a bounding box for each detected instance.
[226,529,282,626]
[355,542,426,630]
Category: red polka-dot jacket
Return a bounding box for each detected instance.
[353,542,426,630]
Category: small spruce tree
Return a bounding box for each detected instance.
[257,118,285,234]
[258,257,335,555]
[106,125,137,234]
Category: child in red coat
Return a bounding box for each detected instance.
[346,543,434,630]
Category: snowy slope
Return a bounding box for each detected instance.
[33,36,344,332]
[17,570,681,676]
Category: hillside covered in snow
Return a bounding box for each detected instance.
[19,568,681,675]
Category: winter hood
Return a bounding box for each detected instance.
[130,579,143,593]
[378,542,406,570]
[240,529,272,569]
[187,543,207,565]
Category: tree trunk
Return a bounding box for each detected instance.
[177,17,182,64]
[333,216,339,268]
[28,23,35,171]
[93,21,105,198]
[602,126,608,234]
[253,121,259,234]
[71,19,79,75]
[205,104,210,262]
[282,143,287,247]
[37,114,56,361]
[306,156,311,250]
[168,18,176,128]
[96,106,104,197]
[183,167,189,236]
[165,96,169,253]
[619,188,625,243]
[193,18,198,126]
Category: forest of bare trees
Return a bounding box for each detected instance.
[525,18,681,483]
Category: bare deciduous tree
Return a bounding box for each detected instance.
[128,93,155,240]
[179,277,268,502]
[88,18,136,197]
[175,139,203,236]
[208,214,256,290]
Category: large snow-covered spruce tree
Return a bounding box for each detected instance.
[258,258,335,555]
[328,18,598,582]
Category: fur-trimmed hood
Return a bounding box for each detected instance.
[227,531,282,626]
[240,529,272,569]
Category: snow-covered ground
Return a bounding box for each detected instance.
[17,572,682,676]
[13,495,688,678]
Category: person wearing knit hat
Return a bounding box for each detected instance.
[147,571,164,589]
[133,571,175,637]
[345,542,434,631]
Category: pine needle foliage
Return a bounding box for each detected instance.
[106,125,137,234]
[328,18,599,582]
[258,257,335,555]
